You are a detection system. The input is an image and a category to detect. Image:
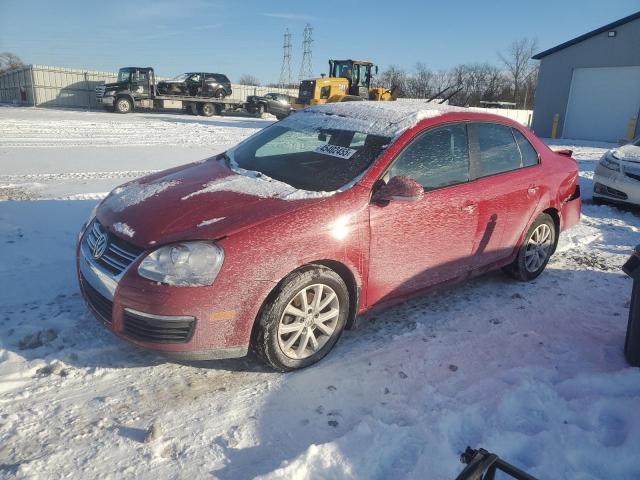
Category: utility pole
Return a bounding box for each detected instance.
[278,28,293,88]
[299,24,313,82]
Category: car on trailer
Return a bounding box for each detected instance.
[157,72,232,99]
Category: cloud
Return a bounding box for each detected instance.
[262,12,314,21]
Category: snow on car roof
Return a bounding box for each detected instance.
[297,101,470,138]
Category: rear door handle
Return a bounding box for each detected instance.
[461,203,477,214]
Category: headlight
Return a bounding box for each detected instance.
[600,153,620,171]
[138,241,224,286]
[104,90,116,97]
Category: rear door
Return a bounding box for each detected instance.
[367,123,478,304]
[467,122,542,267]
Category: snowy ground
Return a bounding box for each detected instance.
[1,105,639,479]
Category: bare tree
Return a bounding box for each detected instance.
[238,74,261,86]
[0,52,24,74]
[376,65,408,97]
[498,38,538,108]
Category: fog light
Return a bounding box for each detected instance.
[594,182,628,200]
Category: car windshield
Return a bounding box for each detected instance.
[171,73,190,82]
[117,69,133,82]
[229,117,391,192]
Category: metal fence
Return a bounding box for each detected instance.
[0,64,298,109]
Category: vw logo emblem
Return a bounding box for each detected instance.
[92,231,108,260]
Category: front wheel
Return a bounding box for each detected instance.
[504,213,556,281]
[253,266,349,371]
[115,97,132,114]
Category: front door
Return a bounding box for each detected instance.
[367,123,478,305]
[130,69,150,99]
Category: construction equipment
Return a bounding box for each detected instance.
[294,59,395,108]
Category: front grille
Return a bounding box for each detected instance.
[84,221,144,276]
[298,80,315,103]
[95,84,106,100]
[81,274,113,323]
[123,310,195,344]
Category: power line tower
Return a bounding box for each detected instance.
[278,28,293,88]
[299,24,313,81]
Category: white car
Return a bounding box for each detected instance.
[593,137,640,206]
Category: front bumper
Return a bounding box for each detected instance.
[98,95,115,106]
[76,224,256,360]
[593,162,640,206]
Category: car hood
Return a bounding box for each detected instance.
[96,158,331,248]
[103,82,128,90]
[612,144,640,163]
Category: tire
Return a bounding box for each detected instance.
[275,114,285,120]
[503,213,556,281]
[214,89,226,99]
[115,97,133,114]
[253,265,350,371]
[256,104,265,118]
[199,103,215,117]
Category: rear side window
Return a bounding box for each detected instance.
[389,123,470,191]
[512,129,539,167]
[475,123,522,177]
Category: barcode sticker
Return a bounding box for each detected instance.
[315,144,357,160]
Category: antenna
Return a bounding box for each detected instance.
[279,28,293,88]
[299,24,313,81]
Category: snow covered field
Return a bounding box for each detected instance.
[1,105,639,479]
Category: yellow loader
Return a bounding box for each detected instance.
[294,59,395,109]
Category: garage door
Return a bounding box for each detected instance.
[563,66,640,142]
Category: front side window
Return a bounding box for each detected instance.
[320,86,331,99]
[512,129,539,167]
[230,118,391,192]
[117,69,133,83]
[474,123,522,177]
[389,123,470,191]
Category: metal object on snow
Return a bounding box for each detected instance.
[622,244,640,367]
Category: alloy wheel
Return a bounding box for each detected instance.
[277,284,340,360]
[525,223,552,272]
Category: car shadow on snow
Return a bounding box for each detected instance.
[208,248,633,478]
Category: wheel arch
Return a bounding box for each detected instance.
[249,260,361,348]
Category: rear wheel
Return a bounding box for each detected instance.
[253,266,349,371]
[115,97,132,114]
[256,104,265,118]
[504,213,556,281]
[214,89,226,99]
[199,103,215,117]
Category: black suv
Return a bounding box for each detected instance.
[158,72,232,98]
[245,92,295,119]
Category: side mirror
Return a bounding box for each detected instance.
[372,176,424,203]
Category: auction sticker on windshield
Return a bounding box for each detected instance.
[315,144,357,160]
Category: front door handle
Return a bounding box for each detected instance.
[461,203,477,214]
[528,186,540,195]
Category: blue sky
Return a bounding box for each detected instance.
[1,0,638,83]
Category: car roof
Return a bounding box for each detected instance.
[301,101,514,138]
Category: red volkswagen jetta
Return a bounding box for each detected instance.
[77,102,581,371]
